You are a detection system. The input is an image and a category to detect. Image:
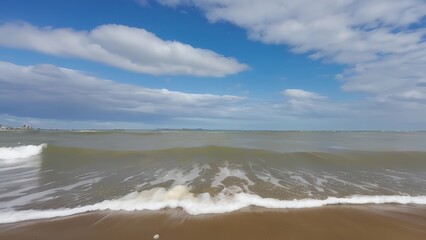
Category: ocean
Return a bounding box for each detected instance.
[1,130,426,239]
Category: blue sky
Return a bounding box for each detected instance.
[1,0,426,130]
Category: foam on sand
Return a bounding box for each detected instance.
[1,185,426,224]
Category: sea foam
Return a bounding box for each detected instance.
[1,185,426,224]
[0,144,47,161]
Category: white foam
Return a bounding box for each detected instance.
[0,177,102,209]
[290,175,311,186]
[253,170,286,189]
[212,163,254,188]
[146,164,209,187]
[0,144,47,161]
[1,185,426,224]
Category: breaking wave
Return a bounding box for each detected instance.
[0,144,47,161]
[1,185,425,224]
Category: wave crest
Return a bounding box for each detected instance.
[1,185,426,224]
[0,144,47,161]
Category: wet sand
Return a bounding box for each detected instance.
[1,205,425,240]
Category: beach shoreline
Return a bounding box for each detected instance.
[1,205,426,240]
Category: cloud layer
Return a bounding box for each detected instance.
[1,0,426,129]
[0,61,243,123]
[0,22,247,77]
[158,0,426,107]
[1,60,425,129]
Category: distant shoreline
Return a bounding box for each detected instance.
[1,128,425,133]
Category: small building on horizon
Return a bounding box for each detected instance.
[22,124,32,130]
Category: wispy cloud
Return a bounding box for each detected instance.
[1,61,426,130]
[0,22,248,77]
[0,61,244,123]
[283,89,326,100]
[157,0,426,110]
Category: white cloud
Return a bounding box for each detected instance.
[1,60,426,130]
[157,0,426,108]
[280,89,353,118]
[0,61,350,129]
[283,89,326,100]
[0,61,244,122]
[0,22,247,77]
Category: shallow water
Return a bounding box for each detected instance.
[1,130,426,223]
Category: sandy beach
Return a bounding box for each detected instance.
[1,205,426,240]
